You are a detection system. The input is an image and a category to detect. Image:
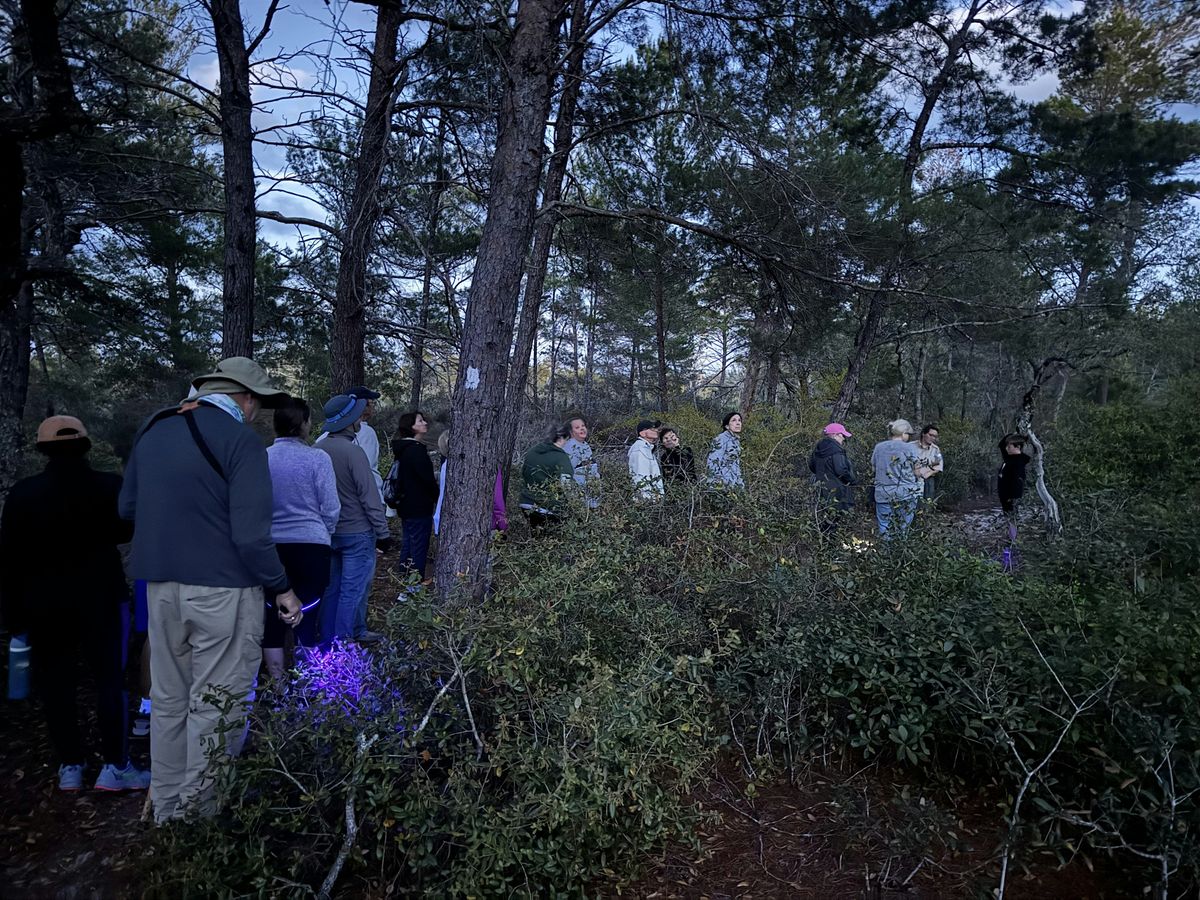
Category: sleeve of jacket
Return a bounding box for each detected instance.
[0,485,30,633]
[118,445,139,522]
[354,444,391,538]
[831,449,855,485]
[492,469,508,531]
[105,473,135,544]
[411,445,439,508]
[315,452,341,535]
[226,429,289,593]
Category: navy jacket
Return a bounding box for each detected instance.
[119,405,288,592]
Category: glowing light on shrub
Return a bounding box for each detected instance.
[294,640,406,728]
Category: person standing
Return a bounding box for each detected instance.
[706,411,745,488]
[658,427,696,483]
[997,433,1030,543]
[119,357,302,822]
[628,419,665,502]
[263,398,340,678]
[317,394,392,644]
[317,385,391,517]
[386,411,438,584]
[563,416,601,509]
[869,419,931,538]
[910,424,944,504]
[0,416,149,793]
[519,425,577,527]
[808,422,857,533]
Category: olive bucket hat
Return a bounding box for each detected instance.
[191,356,289,408]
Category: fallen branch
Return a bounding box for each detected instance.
[318,732,378,900]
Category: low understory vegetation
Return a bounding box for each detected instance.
[151,398,1200,898]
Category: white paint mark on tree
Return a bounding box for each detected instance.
[466,366,480,389]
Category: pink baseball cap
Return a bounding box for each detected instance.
[823,422,852,437]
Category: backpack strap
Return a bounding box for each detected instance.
[133,406,227,482]
[181,410,226,480]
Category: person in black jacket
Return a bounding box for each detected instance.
[658,427,696,483]
[387,411,438,584]
[808,422,858,534]
[997,433,1030,543]
[0,416,149,793]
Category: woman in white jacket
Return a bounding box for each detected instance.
[706,411,745,488]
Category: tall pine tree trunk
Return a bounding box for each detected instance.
[435,0,568,602]
[499,0,587,468]
[331,0,403,390]
[210,0,257,359]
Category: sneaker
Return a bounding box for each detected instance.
[58,764,85,792]
[356,630,385,645]
[94,762,150,792]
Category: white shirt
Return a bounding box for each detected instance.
[627,438,665,501]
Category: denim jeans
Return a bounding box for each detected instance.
[398,516,434,580]
[876,498,917,538]
[319,532,377,642]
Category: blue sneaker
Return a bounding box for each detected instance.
[94,762,150,792]
[58,764,85,792]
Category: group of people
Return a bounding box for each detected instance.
[0,355,1035,823]
[0,358,444,820]
[807,418,944,537]
[516,412,748,522]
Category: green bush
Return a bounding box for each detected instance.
[152,461,1200,896]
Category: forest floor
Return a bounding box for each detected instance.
[0,505,1112,898]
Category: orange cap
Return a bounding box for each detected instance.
[36,415,89,444]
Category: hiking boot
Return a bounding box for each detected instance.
[58,764,85,792]
[94,762,150,792]
[356,630,385,645]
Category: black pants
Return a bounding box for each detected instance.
[30,602,126,767]
[264,542,331,649]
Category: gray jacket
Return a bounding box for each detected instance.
[318,430,390,538]
[706,430,744,488]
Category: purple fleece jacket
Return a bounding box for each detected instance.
[266,437,341,545]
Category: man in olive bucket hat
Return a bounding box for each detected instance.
[119,357,302,823]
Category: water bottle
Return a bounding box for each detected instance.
[7,634,31,700]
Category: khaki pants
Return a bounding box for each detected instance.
[146,582,264,823]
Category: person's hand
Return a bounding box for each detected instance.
[376,536,393,553]
[276,589,303,626]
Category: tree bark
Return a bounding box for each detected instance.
[209,0,257,359]
[331,0,404,391]
[499,0,587,466]
[435,0,568,602]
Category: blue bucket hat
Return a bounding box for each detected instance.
[323,394,367,432]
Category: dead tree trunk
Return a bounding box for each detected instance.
[209,0,258,358]
[1017,358,1067,536]
[435,0,568,602]
[331,0,404,390]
